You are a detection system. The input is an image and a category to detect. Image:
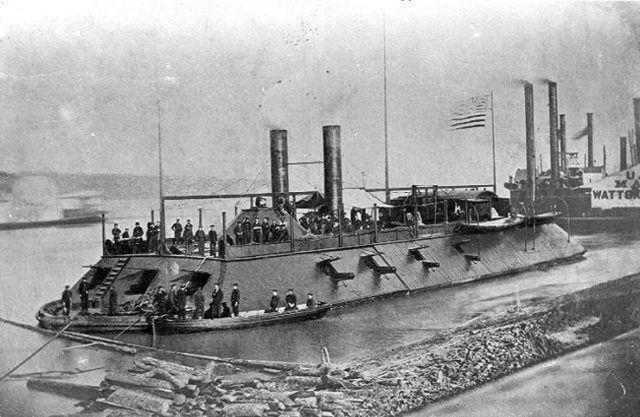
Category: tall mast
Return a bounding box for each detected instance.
[157,101,165,243]
[383,14,390,203]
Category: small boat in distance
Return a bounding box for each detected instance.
[456,216,524,234]
[150,304,331,334]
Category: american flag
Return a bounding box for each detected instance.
[449,94,490,131]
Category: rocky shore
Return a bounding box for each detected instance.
[35,272,640,417]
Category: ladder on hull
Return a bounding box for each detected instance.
[95,257,128,298]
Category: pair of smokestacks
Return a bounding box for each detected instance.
[524,82,593,192]
[270,126,343,215]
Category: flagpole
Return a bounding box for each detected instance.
[490,91,497,193]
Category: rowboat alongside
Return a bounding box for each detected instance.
[36,300,149,333]
[150,304,331,334]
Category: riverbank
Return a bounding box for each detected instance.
[36,271,640,417]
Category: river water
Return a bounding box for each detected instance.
[1,218,639,416]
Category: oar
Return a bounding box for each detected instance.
[0,320,74,382]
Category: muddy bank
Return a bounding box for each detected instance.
[33,272,640,417]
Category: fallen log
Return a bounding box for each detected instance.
[26,378,105,400]
[101,387,172,415]
[139,357,206,383]
[105,372,174,391]
[142,368,186,390]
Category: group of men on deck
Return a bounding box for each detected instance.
[171,218,218,256]
[151,282,240,320]
[233,217,290,245]
[110,221,160,254]
[61,277,119,316]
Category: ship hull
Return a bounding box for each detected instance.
[35,223,585,333]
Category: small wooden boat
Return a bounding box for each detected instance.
[456,216,524,234]
[150,304,331,334]
[525,211,562,226]
[36,300,149,333]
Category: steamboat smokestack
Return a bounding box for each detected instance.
[524,83,536,199]
[634,99,640,164]
[620,136,628,171]
[587,113,594,168]
[323,125,343,216]
[559,114,566,172]
[270,130,289,203]
[548,82,559,187]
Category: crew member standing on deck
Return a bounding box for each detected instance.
[171,218,183,245]
[211,283,223,319]
[183,219,194,250]
[230,283,240,317]
[78,278,89,313]
[261,217,270,243]
[61,285,72,316]
[132,222,144,253]
[233,221,242,245]
[166,284,177,316]
[284,288,298,311]
[112,223,121,243]
[195,225,206,256]
[252,218,262,243]
[241,217,251,245]
[108,287,118,316]
[208,225,217,256]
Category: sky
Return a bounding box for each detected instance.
[1,0,640,196]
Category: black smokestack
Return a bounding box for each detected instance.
[634,99,640,164]
[548,82,559,187]
[559,114,566,172]
[323,125,343,216]
[270,130,289,202]
[620,136,628,171]
[587,113,594,167]
[524,83,536,198]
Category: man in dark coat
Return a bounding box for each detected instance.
[108,287,118,316]
[208,225,217,256]
[176,284,187,320]
[266,289,280,313]
[306,293,315,308]
[230,283,240,317]
[284,288,298,311]
[233,222,243,245]
[252,218,262,243]
[220,302,231,318]
[61,285,72,316]
[153,286,167,314]
[78,278,89,313]
[112,223,121,243]
[132,221,144,253]
[241,217,251,245]
[211,283,223,319]
[193,288,205,319]
[269,219,278,242]
[166,284,177,316]
[183,219,194,250]
[171,218,183,245]
[261,218,270,243]
[195,225,206,256]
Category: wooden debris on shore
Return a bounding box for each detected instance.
[45,346,369,417]
[26,378,105,400]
